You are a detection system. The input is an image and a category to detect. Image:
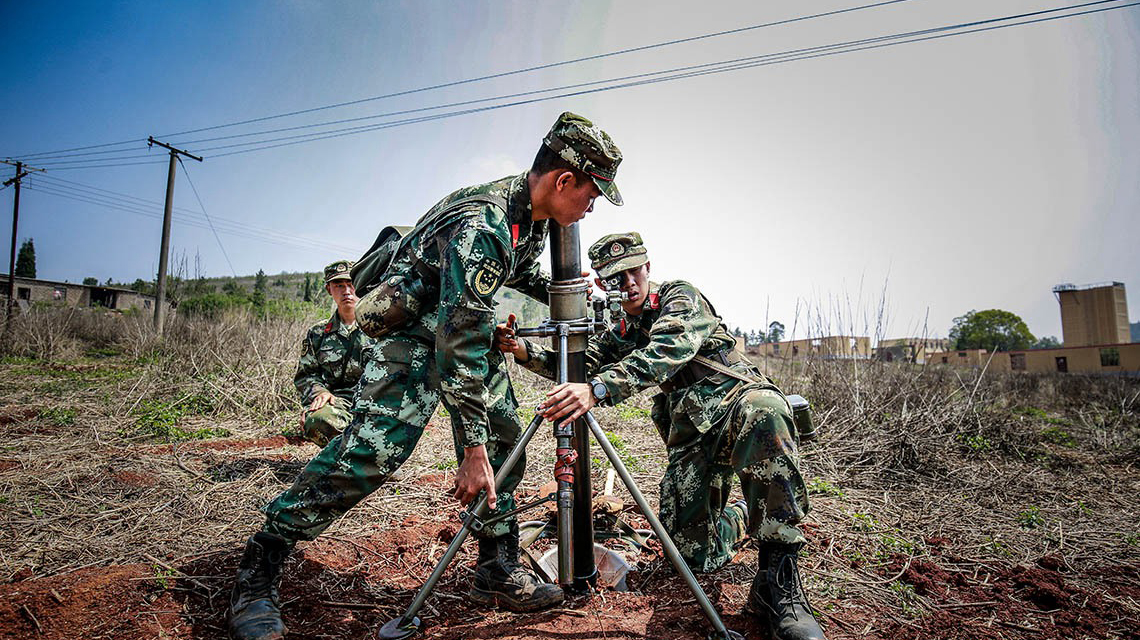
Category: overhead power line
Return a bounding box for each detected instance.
[177,157,236,277]
[12,0,1135,169]
[169,0,1140,160]
[8,0,911,162]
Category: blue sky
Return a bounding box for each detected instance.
[2,1,1138,341]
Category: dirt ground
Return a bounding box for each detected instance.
[1,336,1138,640]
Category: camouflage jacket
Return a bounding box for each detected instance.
[294,311,373,405]
[522,280,774,443]
[383,173,550,447]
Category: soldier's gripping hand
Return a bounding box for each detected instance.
[539,382,594,428]
[309,389,335,412]
[454,444,497,510]
[494,314,529,361]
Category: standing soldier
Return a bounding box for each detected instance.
[228,112,624,640]
[498,233,826,640]
[293,260,372,446]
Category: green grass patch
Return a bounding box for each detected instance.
[39,407,77,426]
[957,432,992,452]
[807,478,846,499]
[1040,426,1076,447]
[131,394,229,441]
[596,430,644,472]
[616,403,650,421]
[1017,506,1044,529]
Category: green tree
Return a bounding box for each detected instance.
[303,274,314,302]
[767,321,785,343]
[15,239,35,278]
[1033,336,1061,349]
[83,277,98,285]
[949,309,1036,352]
[252,269,267,308]
[222,280,246,298]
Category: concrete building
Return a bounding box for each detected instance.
[1053,282,1130,347]
[748,335,871,360]
[0,274,161,312]
[992,343,1140,374]
[925,349,990,367]
[876,337,952,364]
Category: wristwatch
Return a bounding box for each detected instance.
[590,378,609,404]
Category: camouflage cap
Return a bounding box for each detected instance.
[588,232,648,279]
[543,112,624,206]
[323,260,354,284]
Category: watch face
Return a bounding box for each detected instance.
[592,382,607,400]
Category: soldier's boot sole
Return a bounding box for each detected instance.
[467,583,563,612]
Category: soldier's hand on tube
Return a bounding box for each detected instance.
[539,382,594,427]
[454,444,496,510]
[309,389,334,411]
[494,314,528,360]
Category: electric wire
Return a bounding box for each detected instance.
[30,174,356,252]
[15,0,1135,168]
[189,0,1137,159]
[22,182,357,254]
[177,157,237,277]
[156,0,915,139]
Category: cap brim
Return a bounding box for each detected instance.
[325,274,353,283]
[595,253,647,279]
[594,177,623,206]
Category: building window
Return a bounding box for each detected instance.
[1100,348,1120,367]
[1055,356,1068,373]
[17,287,30,301]
[1010,353,1026,371]
[942,356,948,364]
[958,351,967,357]
[53,287,66,301]
[792,345,799,356]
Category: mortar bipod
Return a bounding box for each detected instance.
[378,320,744,640]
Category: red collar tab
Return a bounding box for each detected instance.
[324,321,334,333]
[511,224,520,248]
[646,293,660,310]
[619,318,627,337]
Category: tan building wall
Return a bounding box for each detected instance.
[926,349,989,367]
[990,343,1140,374]
[1054,282,1130,347]
[750,335,871,359]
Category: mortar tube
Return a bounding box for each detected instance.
[547,222,596,590]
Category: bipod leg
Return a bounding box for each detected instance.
[583,412,744,640]
[378,412,546,640]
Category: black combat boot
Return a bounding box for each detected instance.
[748,542,827,640]
[228,532,292,640]
[468,523,564,612]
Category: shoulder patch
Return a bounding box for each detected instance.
[472,257,505,297]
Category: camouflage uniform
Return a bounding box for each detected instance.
[263,172,550,542]
[294,310,372,446]
[520,233,809,573]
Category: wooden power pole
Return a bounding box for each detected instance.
[2,160,44,331]
[146,137,202,333]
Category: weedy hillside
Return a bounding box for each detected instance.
[0,306,1136,640]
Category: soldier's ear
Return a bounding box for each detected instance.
[554,170,576,192]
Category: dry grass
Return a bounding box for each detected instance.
[0,307,1137,632]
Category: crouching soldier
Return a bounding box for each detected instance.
[293,260,372,446]
[497,232,826,640]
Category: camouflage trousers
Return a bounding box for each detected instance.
[302,396,353,447]
[655,386,809,573]
[263,334,526,542]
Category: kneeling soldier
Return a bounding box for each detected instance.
[293,260,372,446]
[498,233,826,640]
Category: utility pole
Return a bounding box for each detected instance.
[146,137,202,333]
[2,160,44,332]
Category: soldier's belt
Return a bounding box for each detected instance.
[659,349,754,393]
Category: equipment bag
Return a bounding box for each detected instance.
[350,225,414,298]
